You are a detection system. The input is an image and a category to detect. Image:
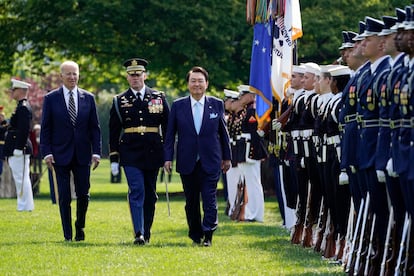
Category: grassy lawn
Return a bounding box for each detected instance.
[0,160,344,275]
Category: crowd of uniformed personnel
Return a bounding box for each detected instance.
[262,5,414,275]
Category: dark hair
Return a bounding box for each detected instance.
[186,66,209,82]
[333,75,351,92]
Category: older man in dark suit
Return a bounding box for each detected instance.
[164,66,231,247]
[40,60,101,242]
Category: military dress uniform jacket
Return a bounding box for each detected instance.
[240,105,268,162]
[357,57,390,170]
[4,99,32,157]
[388,55,408,173]
[376,54,406,171]
[109,87,169,170]
[338,62,371,170]
[0,120,7,160]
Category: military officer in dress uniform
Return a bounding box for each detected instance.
[233,85,267,222]
[222,88,240,217]
[355,16,391,274]
[324,65,351,260]
[0,107,8,178]
[4,79,34,211]
[109,58,170,245]
[376,11,407,273]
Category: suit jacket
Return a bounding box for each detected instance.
[40,87,101,166]
[164,95,231,175]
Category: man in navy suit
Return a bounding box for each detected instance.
[164,66,231,246]
[40,60,102,242]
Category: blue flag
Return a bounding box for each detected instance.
[249,21,273,129]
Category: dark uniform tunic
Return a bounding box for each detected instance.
[357,57,391,243]
[109,87,169,240]
[4,99,33,157]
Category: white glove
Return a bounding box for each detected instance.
[386,158,398,178]
[13,149,23,156]
[300,157,305,168]
[272,119,282,131]
[376,170,386,183]
[256,129,265,137]
[284,159,290,167]
[350,165,356,174]
[339,171,349,185]
[111,162,119,176]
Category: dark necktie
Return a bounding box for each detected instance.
[68,91,77,126]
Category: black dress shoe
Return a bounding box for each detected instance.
[203,239,212,247]
[192,239,202,246]
[75,228,85,241]
[134,234,145,245]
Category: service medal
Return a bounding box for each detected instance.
[368,103,375,111]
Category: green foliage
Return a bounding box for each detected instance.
[0,160,344,275]
[299,0,412,63]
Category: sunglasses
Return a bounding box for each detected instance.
[128,73,143,77]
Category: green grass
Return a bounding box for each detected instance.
[0,160,344,275]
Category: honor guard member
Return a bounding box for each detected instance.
[222,88,240,217]
[276,65,305,215]
[234,85,267,222]
[356,16,391,274]
[4,79,34,211]
[284,64,310,245]
[0,106,8,177]
[324,65,352,260]
[299,62,322,248]
[109,58,170,245]
[392,9,414,273]
[338,22,370,213]
[312,65,334,256]
[223,89,239,208]
[376,11,407,273]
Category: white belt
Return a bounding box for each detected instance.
[241,133,251,140]
[291,130,300,138]
[301,129,313,138]
[326,135,340,145]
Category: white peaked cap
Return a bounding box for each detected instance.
[328,65,351,77]
[292,65,306,74]
[224,89,239,99]
[11,79,31,89]
[303,62,321,76]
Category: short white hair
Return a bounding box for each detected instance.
[60,60,79,73]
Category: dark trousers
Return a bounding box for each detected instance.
[143,169,158,241]
[361,167,389,243]
[273,158,286,225]
[180,161,219,242]
[124,167,158,240]
[386,174,405,251]
[54,160,90,240]
[347,167,362,213]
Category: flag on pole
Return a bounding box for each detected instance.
[248,21,273,129]
[271,0,303,113]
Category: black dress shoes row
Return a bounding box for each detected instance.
[134,233,145,245]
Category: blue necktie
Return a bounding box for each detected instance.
[193,102,202,134]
